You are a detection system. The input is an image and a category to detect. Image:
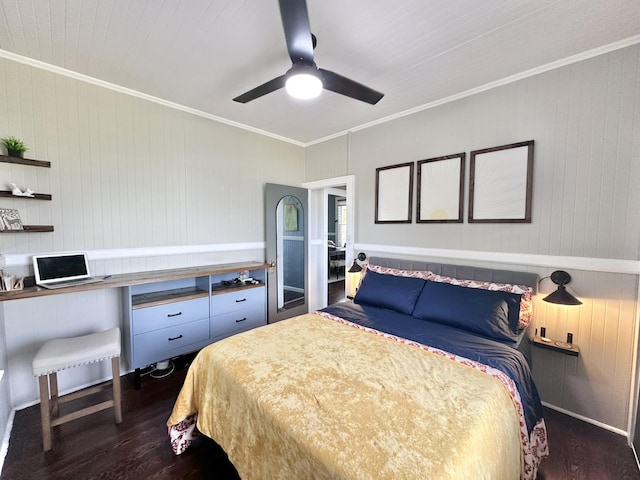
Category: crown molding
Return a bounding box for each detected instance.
[0,49,305,148]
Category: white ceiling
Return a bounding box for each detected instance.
[0,0,638,145]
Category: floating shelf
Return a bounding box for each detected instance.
[532,336,580,356]
[0,225,54,233]
[0,190,52,200]
[0,155,53,231]
[0,154,51,168]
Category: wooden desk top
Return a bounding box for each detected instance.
[0,261,270,302]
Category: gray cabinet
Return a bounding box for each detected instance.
[122,263,267,387]
[211,286,266,339]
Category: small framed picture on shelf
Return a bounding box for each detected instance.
[0,208,23,231]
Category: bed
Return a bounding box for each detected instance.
[167,257,549,479]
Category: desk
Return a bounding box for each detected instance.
[0,262,269,302]
[0,262,269,400]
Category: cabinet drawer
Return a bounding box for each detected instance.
[133,317,209,367]
[211,286,265,315]
[132,297,209,335]
[212,307,266,338]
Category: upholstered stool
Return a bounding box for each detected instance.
[32,327,123,451]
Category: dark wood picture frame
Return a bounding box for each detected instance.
[417,153,465,223]
[375,162,414,224]
[468,140,534,223]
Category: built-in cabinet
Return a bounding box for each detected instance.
[122,262,267,387]
[0,154,54,232]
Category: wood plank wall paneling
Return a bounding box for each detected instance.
[532,271,639,431]
[351,45,640,261]
[0,56,305,256]
[328,45,640,432]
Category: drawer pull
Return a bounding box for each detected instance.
[235,298,247,303]
[235,317,247,323]
[168,334,183,341]
[167,312,183,317]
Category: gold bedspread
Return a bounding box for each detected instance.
[168,313,522,479]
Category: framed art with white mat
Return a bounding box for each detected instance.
[417,153,465,223]
[375,162,414,224]
[468,140,534,223]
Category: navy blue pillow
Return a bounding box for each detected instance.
[413,281,522,343]
[354,270,426,315]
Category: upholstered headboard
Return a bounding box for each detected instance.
[368,256,538,294]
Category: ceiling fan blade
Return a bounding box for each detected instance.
[279,0,314,64]
[319,69,384,105]
[233,75,287,103]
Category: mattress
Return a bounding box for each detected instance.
[168,311,548,479]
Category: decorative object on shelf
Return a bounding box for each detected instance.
[375,162,414,224]
[0,208,23,231]
[1,274,23,291]
[541,270,582,306]
[468,140,534,223]
[9,183,35,197]
[1,136,28,158]
[417,153,465,223]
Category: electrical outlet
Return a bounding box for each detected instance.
[567,332,573,344]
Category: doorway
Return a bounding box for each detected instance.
[328,191,346,304]
[302,175,355,312]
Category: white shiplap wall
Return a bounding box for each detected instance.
[306,44,640,433]
[0,59,305,255]
[0,56,305,410]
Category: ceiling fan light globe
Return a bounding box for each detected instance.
[285,73,322,100]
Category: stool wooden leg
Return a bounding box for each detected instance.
[38,375,52,452]
[111,356,122,424]
[50,372,59,417]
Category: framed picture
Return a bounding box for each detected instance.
[468,140,534,223]
[0,208,23,230]
[417,153,465,223]
[375,162,414,224]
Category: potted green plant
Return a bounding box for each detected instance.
[1,136,28,158]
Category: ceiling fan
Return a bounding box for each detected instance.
[233,0,384,105]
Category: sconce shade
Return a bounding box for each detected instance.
[542,270,582,305]
[348,260,362,273]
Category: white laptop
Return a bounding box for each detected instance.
[33,252,104,289]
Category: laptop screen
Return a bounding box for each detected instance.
[33,253,91,284]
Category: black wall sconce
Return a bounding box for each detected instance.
[348,252,367,273]
[542,270,582,305]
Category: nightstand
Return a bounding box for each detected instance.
[532,336,580,356]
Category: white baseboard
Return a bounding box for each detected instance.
[542,401,627,436]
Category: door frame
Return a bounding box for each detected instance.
[303,175,355,311]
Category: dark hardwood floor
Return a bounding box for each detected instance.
[328,279,345,305]
[3,340,639,479]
